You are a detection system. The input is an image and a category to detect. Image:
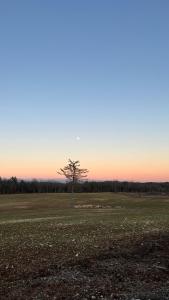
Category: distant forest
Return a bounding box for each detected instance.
[0,177,169,194]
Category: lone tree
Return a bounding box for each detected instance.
[57,159,88,193]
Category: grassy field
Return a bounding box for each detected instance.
[1,193,169,300]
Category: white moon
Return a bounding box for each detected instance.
[76,136,80,141]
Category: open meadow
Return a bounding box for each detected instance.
[1,193,169,300]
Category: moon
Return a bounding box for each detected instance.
[76,136,80,141]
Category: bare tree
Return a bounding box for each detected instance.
[57,159,88,194]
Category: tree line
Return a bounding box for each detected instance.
[0,176,169,194]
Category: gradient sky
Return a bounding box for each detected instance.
[1,0,169,181]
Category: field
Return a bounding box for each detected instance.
[1,193,169,300]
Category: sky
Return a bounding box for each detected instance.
[0,0,169,182]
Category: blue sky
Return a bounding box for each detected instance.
[0,0,169,180]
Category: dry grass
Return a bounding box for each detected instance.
[0,193,169,299]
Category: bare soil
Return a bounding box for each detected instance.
[1,231,169,300]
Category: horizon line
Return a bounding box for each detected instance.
[1,176,169,184]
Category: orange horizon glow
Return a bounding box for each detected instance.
[1,154,169,182]
[1,169,169,183]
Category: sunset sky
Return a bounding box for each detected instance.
[1,0,169,181]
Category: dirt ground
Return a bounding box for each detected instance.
[1,231,169,300]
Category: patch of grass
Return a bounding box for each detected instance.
[1,193,169,299]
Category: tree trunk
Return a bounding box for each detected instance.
[70,182,74,208]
